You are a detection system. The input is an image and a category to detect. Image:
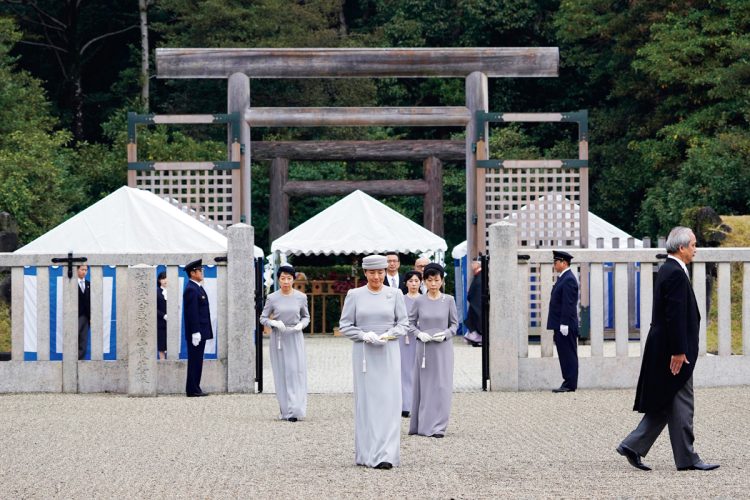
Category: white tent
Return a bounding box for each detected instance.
[16,186,264,257]
[15,186,262,361]
[451,200,642,333]
[271,190,447,257]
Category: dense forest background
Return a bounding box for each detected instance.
[0,0,748,253]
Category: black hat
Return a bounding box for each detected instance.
[185,259,203,274]
[552,250,573,263]
[423,262,445,278]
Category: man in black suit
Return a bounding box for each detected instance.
[464,259,484,346]
[617,227,719,471]
[183,259,213,397]
[76,264,90,360]
[546,250,579,393]
[384,252,407,294]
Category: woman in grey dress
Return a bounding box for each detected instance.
[339,254,409,470]
[400,270,422,418]
[260,265,310,422]
[409,263,458,438]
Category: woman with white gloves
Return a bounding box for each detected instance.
[339,254,409,469]
[408,263,458,438]
[260,265,310,422]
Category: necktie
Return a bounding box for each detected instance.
[79,280,85,293]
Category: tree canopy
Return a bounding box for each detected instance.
[0,1,747,250]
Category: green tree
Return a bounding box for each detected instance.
[632,2,750,234]
[0,18,77,243]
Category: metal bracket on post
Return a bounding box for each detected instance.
[474,109,589,170]
[51,252,88,279]
[127,112,242,171]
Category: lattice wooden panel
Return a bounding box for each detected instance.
[135,169,235,225]
[484,167,583,329]
[484,167,581,248]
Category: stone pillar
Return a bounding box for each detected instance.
[488,221,519,391]
[127,264,157,396]
[227,223,255,392]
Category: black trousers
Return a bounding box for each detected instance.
[78,315,90,360]
[553,330,578,390]
[186,339,206,395]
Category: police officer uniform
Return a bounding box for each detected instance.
[183,259,213,397]
[546,250,579,392]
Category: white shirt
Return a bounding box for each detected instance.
[387,274,399,288]
[78,279,86,293]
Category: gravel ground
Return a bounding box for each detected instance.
[1,387,747,498]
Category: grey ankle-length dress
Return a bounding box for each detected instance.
[400,293,419,414]
[408,292,458,437]
[339,285,409,467]
[260,289,310,420]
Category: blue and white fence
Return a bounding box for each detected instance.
[0,224,256,394]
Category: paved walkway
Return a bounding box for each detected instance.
[262,336,483,394]
[2,387,747,497]
[263,336,649,394]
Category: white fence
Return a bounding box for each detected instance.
[0,224,256,394]
[488,222,750,391]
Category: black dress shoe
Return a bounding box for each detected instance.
[401,411,410,418]
[552,386,575,393]
[287,417,298,422]
[432,434,444,438]
[678,461,719,471]
[374,462,392,470]
[616,444,651,471]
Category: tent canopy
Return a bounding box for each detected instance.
[16,186,264,258]
[271,190,447,256]
[452,198,641,258]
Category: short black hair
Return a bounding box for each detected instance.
[404,270,422,282]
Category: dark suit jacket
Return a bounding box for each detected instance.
[546,269,579,334]
[384,273,407,294]
[183,280,214,341]
[78,280,90,320]
[157,286,167,346]
[465,273,483,335]
[634,258,699,413]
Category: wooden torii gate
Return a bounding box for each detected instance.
[147,47,559,260]
[252,140,465,240]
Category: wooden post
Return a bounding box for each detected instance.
[127,141,137,188]
[156,47,560,79]
[269,157,289,242]
[228,73,251,223]
[466,72,488,261]
[423,156,443,236]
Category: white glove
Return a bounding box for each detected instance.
[293,322,305,331]
[269,320,285,330]
[163,314,168,320]
[560,325,569,336]
[417,331,433,343]
[363,331,386,345]
[191,333,201,346]
[432,332,446,343]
